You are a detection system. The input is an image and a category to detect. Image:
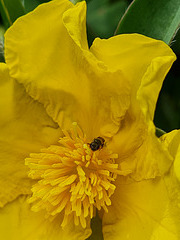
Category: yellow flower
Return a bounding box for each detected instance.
[0,0,179,239]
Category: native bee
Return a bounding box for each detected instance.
[89,137,105,151]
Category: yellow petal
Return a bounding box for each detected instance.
[0,63,13,123]
[119,132,173,180]
[160,130,180,158]
[93,34,175,179]
[0,63,61,207]
[4,0,130,139]
[160,130,180,181]
[103,131,180,240]
[175,143,180,182]
[110,114,173,180]
[5,0,75,127]
[91,34,176,120]
[102,176,180,240]
[0,195,91,240]
[137,54,176,123]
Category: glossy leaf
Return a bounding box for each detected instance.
[115,0,180,44]
[0,0,25,29]
[22,0,50,12]
[87,0,128,40]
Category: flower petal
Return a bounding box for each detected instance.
[91,34,176,120]
[0,63,61,207]
[4,0,130,139]
[160,130,180,181]
[102,176,180,240]
[103,130,180,240]
[160,130,180,158]
[92,34,176,179]
[5,0,76,128]
[119,132,173,180]
[110,108,173,180]
[0,195,91,240]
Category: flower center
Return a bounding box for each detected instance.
[26,123,126,228]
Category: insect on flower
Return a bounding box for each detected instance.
[89,137,105,151]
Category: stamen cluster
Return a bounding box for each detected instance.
[26,123,122,228]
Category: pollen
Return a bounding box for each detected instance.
[25,123,127,228]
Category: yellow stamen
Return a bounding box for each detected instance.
[26,123,130,228]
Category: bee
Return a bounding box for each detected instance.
[89,137,105,151]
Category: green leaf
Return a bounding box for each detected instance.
[87,0,128,40]
[22,0,50,12]
[115,0,180,44]
[0,0,26,29]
